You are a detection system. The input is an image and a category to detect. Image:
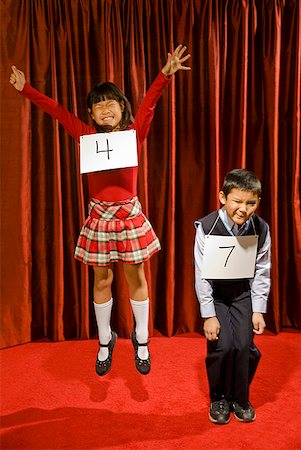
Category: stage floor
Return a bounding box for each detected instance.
[1,332,300,450]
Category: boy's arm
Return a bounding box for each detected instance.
[134,45,191,146]
[194,223,216,318]
[194,224,221,340]
[250,227,271,334]
[249,226,271,314]
[10,66,92,140]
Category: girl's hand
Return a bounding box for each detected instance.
[161,44,191,77]
[9,65,26,91]
[252,312,266,335]
[203,317,220,341]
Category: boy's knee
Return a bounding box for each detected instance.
[235,341,251,355]
[208,337,233,356]
[222,343,234,357]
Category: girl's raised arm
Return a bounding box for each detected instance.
[9,65,92,139]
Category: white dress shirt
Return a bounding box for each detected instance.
[194,208,271,318]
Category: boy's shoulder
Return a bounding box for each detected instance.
[194,210,218,230]
[252,214,269,229]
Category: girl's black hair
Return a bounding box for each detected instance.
[87,82,133,132]
[222,168,262,197]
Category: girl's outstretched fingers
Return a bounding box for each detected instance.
[161,44,191,77]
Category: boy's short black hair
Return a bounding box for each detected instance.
[222,168,262,197]
[87,82,133,132]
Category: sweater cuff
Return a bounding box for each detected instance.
[252,298,267,314]
[159,70,173,81]
[19,81,31,96]
[200,303,216,318]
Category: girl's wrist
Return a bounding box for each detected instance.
[161,68,171,78]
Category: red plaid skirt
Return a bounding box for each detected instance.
[74,196,161,266]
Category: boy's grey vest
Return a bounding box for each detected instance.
[197,211,268,251]
[196,211,269,288]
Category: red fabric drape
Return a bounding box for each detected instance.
[0,0,300,348]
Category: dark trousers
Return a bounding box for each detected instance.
[206,282,261,408]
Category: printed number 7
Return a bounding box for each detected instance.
[219,245,235,267]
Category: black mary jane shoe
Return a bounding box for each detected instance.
[95,331,117,377]
[131,331,151,375]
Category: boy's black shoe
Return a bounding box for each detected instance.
[131,331,151,375]
[209,399,230,424]
[95,331,117,376]
[230,401,256,422]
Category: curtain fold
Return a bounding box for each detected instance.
[0,0,300,348]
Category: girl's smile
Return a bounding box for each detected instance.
[89,99,124,131]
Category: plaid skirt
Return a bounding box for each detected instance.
[74,196,161,266]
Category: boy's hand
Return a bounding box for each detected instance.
[203,317,220,341]
[161,44,191,77]
[9,66,26,91]
[252,312,266,334]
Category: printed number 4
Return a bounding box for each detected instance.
[219,245,235,267]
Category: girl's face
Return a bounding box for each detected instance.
[89,99,124,131]
[219,188,260,225]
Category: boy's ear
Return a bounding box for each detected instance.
[219,191,226,205]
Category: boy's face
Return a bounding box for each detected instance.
[219,188,260,226]
[89,99,124,131]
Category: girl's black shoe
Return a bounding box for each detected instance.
[95,331,117,376]
[131,331,151,375]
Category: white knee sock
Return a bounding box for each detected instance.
[94,298,113,361]
[130,298,149,360]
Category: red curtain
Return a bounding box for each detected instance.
[0,0,300,348]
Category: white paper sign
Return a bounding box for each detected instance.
[80,129,137,174]
[202,235,258,279]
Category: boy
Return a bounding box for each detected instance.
[194,169,271,424]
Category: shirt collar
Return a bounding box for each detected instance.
[218,207,250,235]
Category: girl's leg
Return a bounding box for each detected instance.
[93,265,114,304]
[123,262,149,360]
[93,266,114,361]
[123,262,148,300]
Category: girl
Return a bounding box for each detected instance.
[10,45,191,376]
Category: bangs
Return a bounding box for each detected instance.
[91,88,119,105]
[87,82,122,108]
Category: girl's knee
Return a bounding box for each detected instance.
[93,267,113,292]
[123,263,148,299]
[123,263,146,284]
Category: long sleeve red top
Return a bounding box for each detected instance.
[20,71,170,201]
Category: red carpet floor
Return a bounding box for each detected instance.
[1,331,301,450]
